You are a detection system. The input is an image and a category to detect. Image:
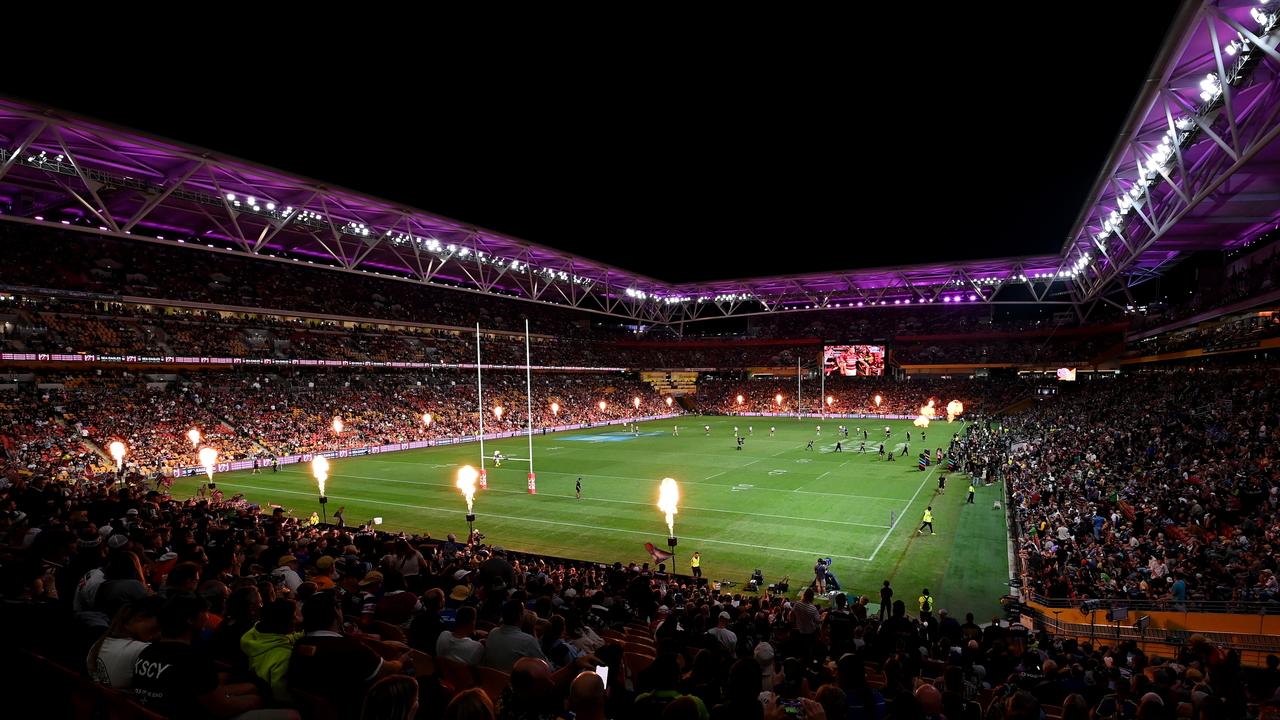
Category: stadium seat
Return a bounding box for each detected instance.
[435,656,477,693]
[624,652,655,677]
[623,640,656,656]
[366,620,407,643]
[475,666,510,704]
[290,687,341,720]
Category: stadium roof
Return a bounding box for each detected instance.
[1063,0,1280,306]
[1,0,1278,324]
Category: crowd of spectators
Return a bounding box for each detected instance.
[696,376,1030,418]
[1130,240,1280,334]
[0,369,675,475]
[960,365,1280,609]
[893,334,1120,367]
[5,464,1278,720]
[6,293,1139,370]
[1126,309,1280,357]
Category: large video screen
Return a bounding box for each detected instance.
[823,345,885,377]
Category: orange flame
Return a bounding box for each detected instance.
[874,394,882,407]
[198,447,218,481]
[109,440,126,470]
[598,400,607,411]
[550,401,559,416]
[946,400,964,422]
[422,412,432,427]
[456,465,478,514]
[311,455,329,497]
[187,428,201,447]
[331,416,344,434]
[914,399,937,428]
[657,477,680,536]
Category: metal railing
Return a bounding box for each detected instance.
[1028,592,1278,616]
[1023,604,1280,654]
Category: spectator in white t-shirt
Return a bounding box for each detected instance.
[87,596,163,689]
[706,611,737,652]
[436,606,485,665]
[272,555,303,594]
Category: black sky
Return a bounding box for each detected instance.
[6,5,1181,283]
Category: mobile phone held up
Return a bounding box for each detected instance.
[594,665,609,690]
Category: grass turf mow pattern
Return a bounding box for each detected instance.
[172,418,1010,615]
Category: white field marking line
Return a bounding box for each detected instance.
[865,462,940,563]
[277,469,891,527]
[287,466,903,503]
[814,460,851,482]
[212,479,872,560]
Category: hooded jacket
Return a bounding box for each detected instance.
[240,624,302,701]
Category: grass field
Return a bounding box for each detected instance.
[171,417,1011,616]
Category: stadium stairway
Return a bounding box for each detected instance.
[997,394,1034,416]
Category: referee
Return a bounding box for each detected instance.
[690,551,702,579]
[916,506,935,535]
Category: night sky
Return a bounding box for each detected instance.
[6,5,1180,283]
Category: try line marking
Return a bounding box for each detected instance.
[865,462,940,563]
[211,479,872,561]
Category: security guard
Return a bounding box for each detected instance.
[917,506,935,535]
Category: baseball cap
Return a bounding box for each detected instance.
[277,555,298,566]
[108,534,130,550]
[449,585,472,601]
[719,611,731,621]
[754,641,775,665]
[315,556,335,570]
[359,571,384,587]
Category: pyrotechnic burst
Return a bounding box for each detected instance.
[826,395,834,407]
[422,412,432,427]
[550,401,559,416]
[633,397,641,410]
[311,455,329,497]
[946,400,965,422]
[657,477,680,537]
[493,406,504,420]
[187,428,201,447]
[914,399,937,428]
[774,393,783,406]
[109,441,126,470]
[736,394,744,405]
[598,400,607,411]
[665,396,673,407]
[198,447,218,481]
[331,416,344,434]
[456,465,479,514]
[874,394,882,407]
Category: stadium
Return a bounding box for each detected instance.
[2,3,1280,718]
